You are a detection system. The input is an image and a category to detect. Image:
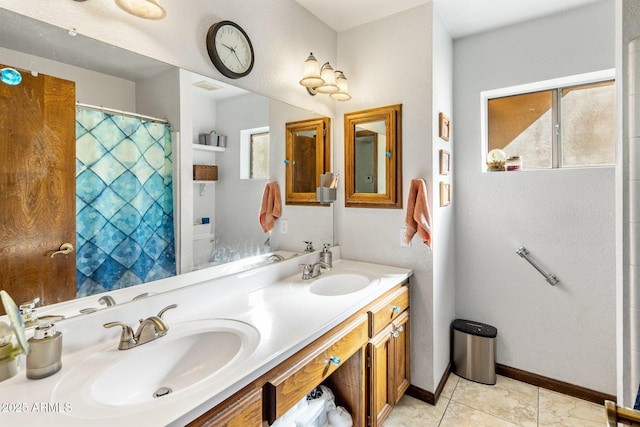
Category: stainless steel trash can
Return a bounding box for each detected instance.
[452,319,497,385]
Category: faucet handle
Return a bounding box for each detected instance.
[299,263,313,279]
[98,295,116,307]
[157,304,177,319]
[104,321,135,349]
[304,241,314,252]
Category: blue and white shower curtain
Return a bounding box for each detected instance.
[75,108,176,297]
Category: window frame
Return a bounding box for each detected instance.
[480,69,615,172]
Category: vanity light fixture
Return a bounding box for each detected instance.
[115,0,166,20]
[299,53,351,101]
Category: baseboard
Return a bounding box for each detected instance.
[406,362,451,405]
[407,363,615,407]
[496,363,616,405]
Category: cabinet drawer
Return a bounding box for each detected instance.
[188,388,262,427]
[368,286,409,338]
[265,314,368,424]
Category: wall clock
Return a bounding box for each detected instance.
[206,20,254,79]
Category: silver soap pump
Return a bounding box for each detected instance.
[320,243,332,268]
[26,323,62,379]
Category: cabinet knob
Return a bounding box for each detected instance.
[392,305,402,313]
[329,356,341,366]
[395,325,404,333]
[391,330,399,338]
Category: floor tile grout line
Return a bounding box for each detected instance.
[537,385,540,427]
[436,396,451,427]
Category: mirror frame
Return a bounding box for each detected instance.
[285,117,331,206]
[344,104,402,208]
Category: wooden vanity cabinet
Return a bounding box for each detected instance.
[264,314,368,425]
[366,286,411,427]
[188,387,262,427]
[186,282,410,427]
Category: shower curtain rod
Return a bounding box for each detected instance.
[76,101,169,124]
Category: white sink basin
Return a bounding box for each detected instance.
[308,271,380,296]
[54,319,260,418]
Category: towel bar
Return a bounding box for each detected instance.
[515,246,559,285]
[605,400,640,426]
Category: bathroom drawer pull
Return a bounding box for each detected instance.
[329,356,341,366]
[392,305,402,313]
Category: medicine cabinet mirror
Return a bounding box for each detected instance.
[344,104,402,208]
[285,117,331,205]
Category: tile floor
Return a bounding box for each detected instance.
[382,374,606,427]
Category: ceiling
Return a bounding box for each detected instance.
[295,0,604,38]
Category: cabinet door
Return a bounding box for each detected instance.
[187,388,262,427]
[367,324,394,427]
[391,311,410,404]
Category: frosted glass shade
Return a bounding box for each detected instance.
[316,63,338,94]
[330,71,351,101]
[115,0,166,19]
[299,53,325,88]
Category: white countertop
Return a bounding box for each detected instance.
[0,252,412,426]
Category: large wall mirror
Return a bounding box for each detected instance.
[344,104,402,208]
[0,8,333,315]
[285,117,331,206]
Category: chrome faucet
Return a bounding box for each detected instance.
[299,261,331,280]
[104,304,177,350]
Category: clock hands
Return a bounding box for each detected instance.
[217,42,245,69]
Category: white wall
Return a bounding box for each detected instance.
[214,93,270,251]
[191,93,218,231]
[336,4,440,391]
[431,6,456,391]
[454,0,616,394]
[0,0,337,119]
[620,0,640,406]
[1,46,136,109]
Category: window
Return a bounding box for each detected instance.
[483,71,615,170]
[250,132,269,179]
[240,126,269,180]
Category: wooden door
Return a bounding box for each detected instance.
[0,65,76,313]
[391,311,411,404]
[367,324,394,427]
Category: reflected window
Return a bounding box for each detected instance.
[250,132,269,179]
[240,126,269,179]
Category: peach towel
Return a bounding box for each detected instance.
[405,178,432,248]
[259,181,281,233]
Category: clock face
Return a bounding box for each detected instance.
[206,21,254,79]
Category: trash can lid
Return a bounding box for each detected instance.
[452,319,497,338]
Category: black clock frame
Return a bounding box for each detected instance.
[205,20,255,79]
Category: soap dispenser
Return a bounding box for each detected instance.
[26,323,62,379]
[320,243,332,268]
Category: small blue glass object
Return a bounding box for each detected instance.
[283,159,290,165]
[329,356,341,366]
[385,151,392,158]
[1,68,22,86]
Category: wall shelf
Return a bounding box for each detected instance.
[193,144,225,153]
